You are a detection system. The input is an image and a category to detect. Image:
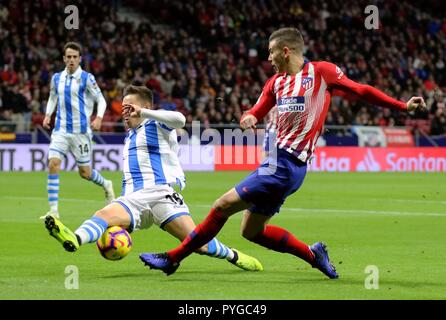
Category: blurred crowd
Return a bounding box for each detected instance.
[0,0,445,135]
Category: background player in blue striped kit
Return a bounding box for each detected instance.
[41,42,115,219]
[43,85,263,272]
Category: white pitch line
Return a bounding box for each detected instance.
[191,204,446,217]
[1,196,445,217]
[369,198,446,205]
[0,195,103,204]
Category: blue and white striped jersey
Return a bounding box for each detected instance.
[121,119,186,195]
[48,67,104,134]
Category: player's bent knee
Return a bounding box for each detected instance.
[195,244,208,255]
[241,228,261,241]
[48,159,61,173]
[240,222,264,241]
[213,197,233,214]
[93,209,114,225]
[78,169,91,180]
[94,209,108,219]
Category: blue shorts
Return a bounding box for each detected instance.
[235,148,307,216]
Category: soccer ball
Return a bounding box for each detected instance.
[97,226,132,261]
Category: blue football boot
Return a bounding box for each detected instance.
[139,253,180,276]
[310,242,339,279]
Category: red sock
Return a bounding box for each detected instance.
[168,208,228,262]
[251,225,315,265]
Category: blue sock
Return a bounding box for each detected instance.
[89,169,106,187]
[74,216,108,245]
[204,238,235,260]
[47,174,59,212]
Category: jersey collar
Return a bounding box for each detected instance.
[64,66,83,79]
[128,119,150,134]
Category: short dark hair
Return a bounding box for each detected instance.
[269,28,304,54]
[123,85,153,105]
[63,42,82,56]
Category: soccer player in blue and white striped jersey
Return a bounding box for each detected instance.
[40,42,115,219]
[44,85,263,272]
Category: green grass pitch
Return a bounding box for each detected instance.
[1,171,445,299]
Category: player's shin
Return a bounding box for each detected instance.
[47,173,59,213]
[168,208,229,262]
[74,216,108,245]
[249,225,315,265]
[89,169,106,187]
[202,238,234,260]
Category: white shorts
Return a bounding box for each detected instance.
[113,184,191,232]
[48,131,92,166]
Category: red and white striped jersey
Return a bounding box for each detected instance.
[262,105,278,153]
[245,61,407,162]
[265,105,278,132]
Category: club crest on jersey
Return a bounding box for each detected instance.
[277,96,305,113]
[301,77,313,90]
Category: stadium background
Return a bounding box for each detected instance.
[1,0,446,300]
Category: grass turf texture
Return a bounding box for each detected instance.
[0,171,445,299]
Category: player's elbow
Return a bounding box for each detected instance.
[176,112,186,128]
[356,83,371,96]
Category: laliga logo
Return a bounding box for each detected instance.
[356,149,381,172]
[335,66,344,80]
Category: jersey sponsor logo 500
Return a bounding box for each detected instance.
[278,96,305,113]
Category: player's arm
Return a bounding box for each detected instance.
[86,74,107,131]
[123,104,186,129]
[43,75,58,129]
[317,61,426,112]
[240,77,277,130]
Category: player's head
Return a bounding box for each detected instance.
[268,28,304,73]
[63,42,82,74]
[122,85,154,128]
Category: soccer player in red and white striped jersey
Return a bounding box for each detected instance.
[140,28,426,279]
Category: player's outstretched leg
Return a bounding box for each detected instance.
[204,238,263,271]
[74,215,109,245]
[140,189,247,275]
[310,242,339,279]
[44,216,79,252]
[44,210,110,253]
[244,218,338,279]
[139,207,230,275]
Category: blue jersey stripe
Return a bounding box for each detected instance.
[64,75,73,133]
[145,122,166,184]
[159,123,173,131]
[121,176,126,196]
[54,73,61,131]
[79,72,88,133]
[128,132,144,192]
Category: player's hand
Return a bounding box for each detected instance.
[122,104,142,118]
[240,113,258,130]
[406,96,427,112]
[91,117,103,131]
[42,115,51,130]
